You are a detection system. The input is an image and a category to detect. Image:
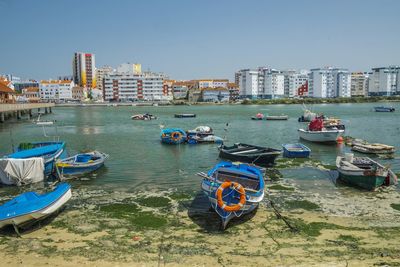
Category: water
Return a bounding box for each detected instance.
[0,103,399,194]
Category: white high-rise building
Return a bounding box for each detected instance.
[368,66,400,96]
[238,69,261,98]
[39,80,74,102]
[287,70,309,97]
[309,67,351,98]
[103,71,168,101]
[116,63,142,74]
[263,69,285,98]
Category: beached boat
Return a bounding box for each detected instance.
[0,158,44,186]
[199,161,265,229]
[336,155,391,190]
[374,106,395,112]
[282,143,311,158]
[251,113,264,120]
[351,140,395,154]
[174,114,196,118]
[131,113,157,120]
[160,128,187,144]
[56,151,109,176]
[218,143,281,166]
[0,183,72,232]
[4,142,66,177]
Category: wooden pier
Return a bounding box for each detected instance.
[0,103,55,123]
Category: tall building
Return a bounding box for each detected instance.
[96,66,113,95]
[368,66,399,96]
[103,71,170,101]
[350,72,369,97]
[39,80,74,102]
[238,69,262,98]
[308,67,351,98]
[72,52,96,88]
[263,69,285,99]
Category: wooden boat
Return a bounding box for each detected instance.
[131,113,157,120]
[282,143,311,158]
[374,106,395,112]
[336,155,390,190]
[34,113,54,125]
[174,113,196,118]
[187,126,213,135]
[251,113,264,120]
[5,142,66,177]
[218,143,281,167]
[160,128,187,144]
[56,151,109,176]
[351,141,395,154]
[187,134,224,144]
[265,115,288,120]
[198,161,265,229]
[298,128,344,143]
[0,183,72,232]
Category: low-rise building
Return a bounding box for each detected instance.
[227,82,239,101]
[72,86,87,101]
[0,78,16,103]
[368,66,399,96]
[39,80,74,102]
[96,66,113,95]
[22,87,40,102]
[201,88,230,102]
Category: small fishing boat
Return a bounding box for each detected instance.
[0,183,72,232]
[298,118,344,143]
[282,143,311,158]
[4,142,66,177]
[218,143,281,167]
[56,151,109,176]
[0,158,44,186]
[265,115,288,120]
[351,141,395,154]
[251,113,264,120]
[198,161,265,229]
[160,128,187,144]
[174,113,196,118]
[187,126,213,135]
[131,113,157,120]
[374,106,395,112]
[336,154,392,190]
[34,113,54,125]
[187,134,224,144]
[298,104,320,122]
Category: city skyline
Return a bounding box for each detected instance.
[1,0,400,81]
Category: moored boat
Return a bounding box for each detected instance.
[265,115,288,120]
[282,143,311,158]
[218,143,281,167]
[174,113,196,118]
[131,113,157,120]
[160,128,187,144]
[198,161,265,229]
[251,113,264,120]
[0,183,72,231]
[351,142,395,154]
[187,126,213,135]
[336,155,391,190]
[5,142,66,177]
[187,133,224,144]
[298,118,344,143]
[56,151,109,176]
[374,106,395,112]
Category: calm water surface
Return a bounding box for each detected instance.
[0,103,399,194]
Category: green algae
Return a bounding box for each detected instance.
[337,234,360,243]
[136,196,171,208]
[268,184,295,191]
[285,200,320,211]
[390,203,400,211]
[100,203,140,218]
[265,168,282,181]
[290,219,343,237]
[128,212,168,229]
[169,192,192,200]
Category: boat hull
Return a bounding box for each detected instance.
[218,144,281,167]
[298,129,343,143]
[338,172,386,191]
[174,114,196,118]
[266,116,288,120]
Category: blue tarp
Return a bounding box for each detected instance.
[7,144,63,159]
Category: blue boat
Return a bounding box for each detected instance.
[374,106,395,112]
[56,151,109,176]
[0,183,72,230]
[199,161,265,230]
[282,143,311,158]
[6,142,66,176]
[160,128,187,144]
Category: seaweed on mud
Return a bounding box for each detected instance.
[289,218,343,237]
[265,168,283,181]
[284,200,320,211]
[128,212,168,229]
[136,196,171,208]
[169,192,193,201]
[390,203,400,211]
[268,184,295,191]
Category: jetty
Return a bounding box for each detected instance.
[0,103,54,123]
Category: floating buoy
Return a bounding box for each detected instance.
[337,136,344,143]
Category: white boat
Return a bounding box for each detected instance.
[34,113,54,125]
[298,128,344,143]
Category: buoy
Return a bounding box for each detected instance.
[337,136,343,143]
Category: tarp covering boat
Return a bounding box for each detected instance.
[0,158,44,186]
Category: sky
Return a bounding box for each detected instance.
[0,0,399,81]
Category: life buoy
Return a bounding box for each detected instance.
[170,131,183,142]
[216,181,246,212]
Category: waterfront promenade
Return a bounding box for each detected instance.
[0,103,54,122]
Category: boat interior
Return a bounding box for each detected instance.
[224,145,278,155]
[211,167,260,191]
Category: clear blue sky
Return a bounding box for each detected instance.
[1,0,399,81]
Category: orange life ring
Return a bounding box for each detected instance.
[171,131,183,142]
[216,181,246,212]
